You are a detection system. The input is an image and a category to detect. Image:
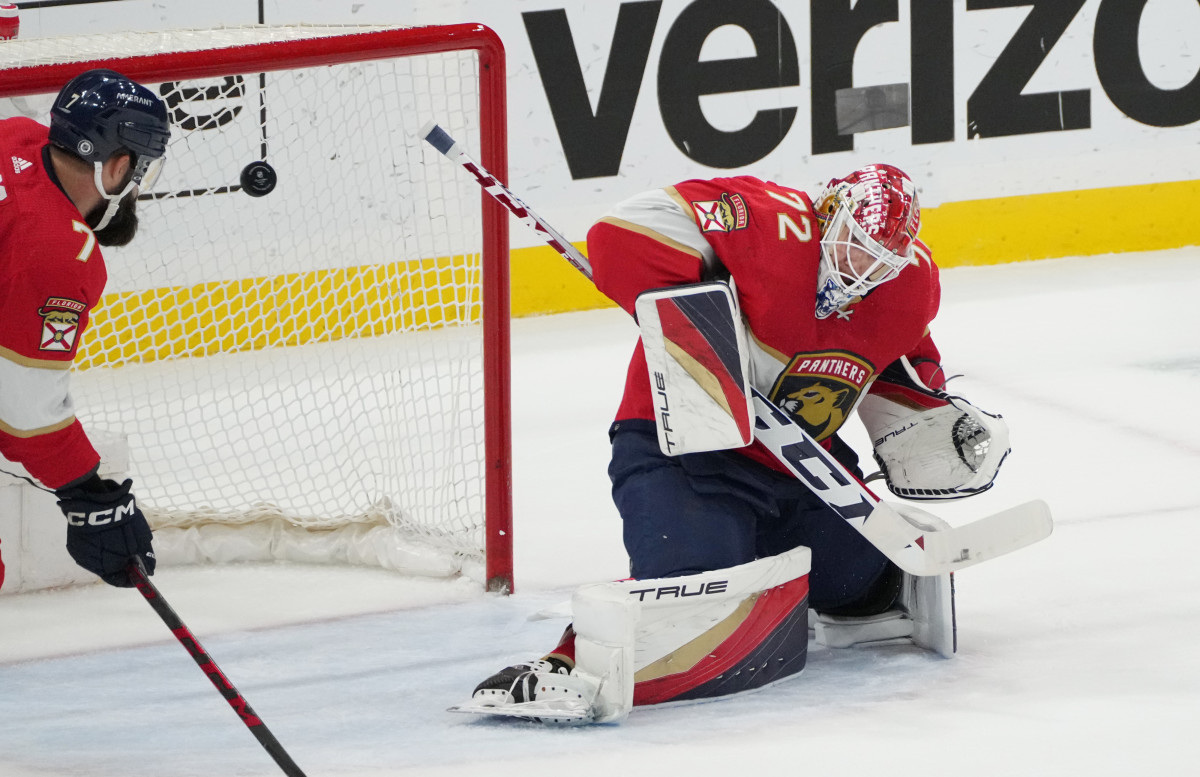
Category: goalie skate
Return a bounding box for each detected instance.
[447,694,595,725]
[449,657,599,725]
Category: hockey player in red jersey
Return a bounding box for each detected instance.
[0,69,170,587]
[465,165,1011,722]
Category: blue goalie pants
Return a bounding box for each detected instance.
[608,421,900,614]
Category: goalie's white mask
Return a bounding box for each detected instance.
[814,164,920,319]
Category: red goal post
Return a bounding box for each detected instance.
[0,25,514,591]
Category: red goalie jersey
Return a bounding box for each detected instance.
[0,117,105,489]
[587,175,944,475]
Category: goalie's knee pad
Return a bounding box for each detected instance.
[571,544,812,722]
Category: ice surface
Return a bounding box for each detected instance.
[2,249,1200,776]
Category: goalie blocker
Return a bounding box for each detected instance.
[634,282,754,456]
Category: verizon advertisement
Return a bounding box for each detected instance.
[11,0,1200,246]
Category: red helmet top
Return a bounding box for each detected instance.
[815,163,920,257]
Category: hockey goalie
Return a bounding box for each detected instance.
[454,164,1013,724]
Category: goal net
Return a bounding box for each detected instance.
[0,24,513,590]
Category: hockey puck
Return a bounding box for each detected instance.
[240,160,277,197]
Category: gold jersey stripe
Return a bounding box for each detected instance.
[0,414,77,439]
[664,185,693,219]
[593,215,706,258]
[0,344,74,370]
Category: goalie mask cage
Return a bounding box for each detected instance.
[0,24,514,592]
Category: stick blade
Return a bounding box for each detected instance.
[920,499,1054,573]
[862,499,1053,576]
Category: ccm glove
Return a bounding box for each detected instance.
[56,477,155,587]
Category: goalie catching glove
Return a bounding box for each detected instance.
[858,358,1010,500]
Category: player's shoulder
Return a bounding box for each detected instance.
[0,115,48,138]
[1,120,59,207]
[0,175,102,277]
[671,176,814,228]
[879,240,941,322]
[0,116,51,159]
[0,124,77,223]
[674,175,802,198]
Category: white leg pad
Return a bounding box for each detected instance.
[571,589,637,723]
[572,544,812,722]
[900,570,957,657]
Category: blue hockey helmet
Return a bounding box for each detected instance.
[49,68,170,189]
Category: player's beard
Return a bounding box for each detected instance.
[86,189,140,247]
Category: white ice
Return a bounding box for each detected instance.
[2,248,1200,776]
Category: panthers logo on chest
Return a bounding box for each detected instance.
[769,350,874,441]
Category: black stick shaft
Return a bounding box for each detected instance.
[128,561,308,777]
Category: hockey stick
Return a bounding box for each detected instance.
[749,394,1052,573]
[421,122,1053,575]
[128,559,308,777]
